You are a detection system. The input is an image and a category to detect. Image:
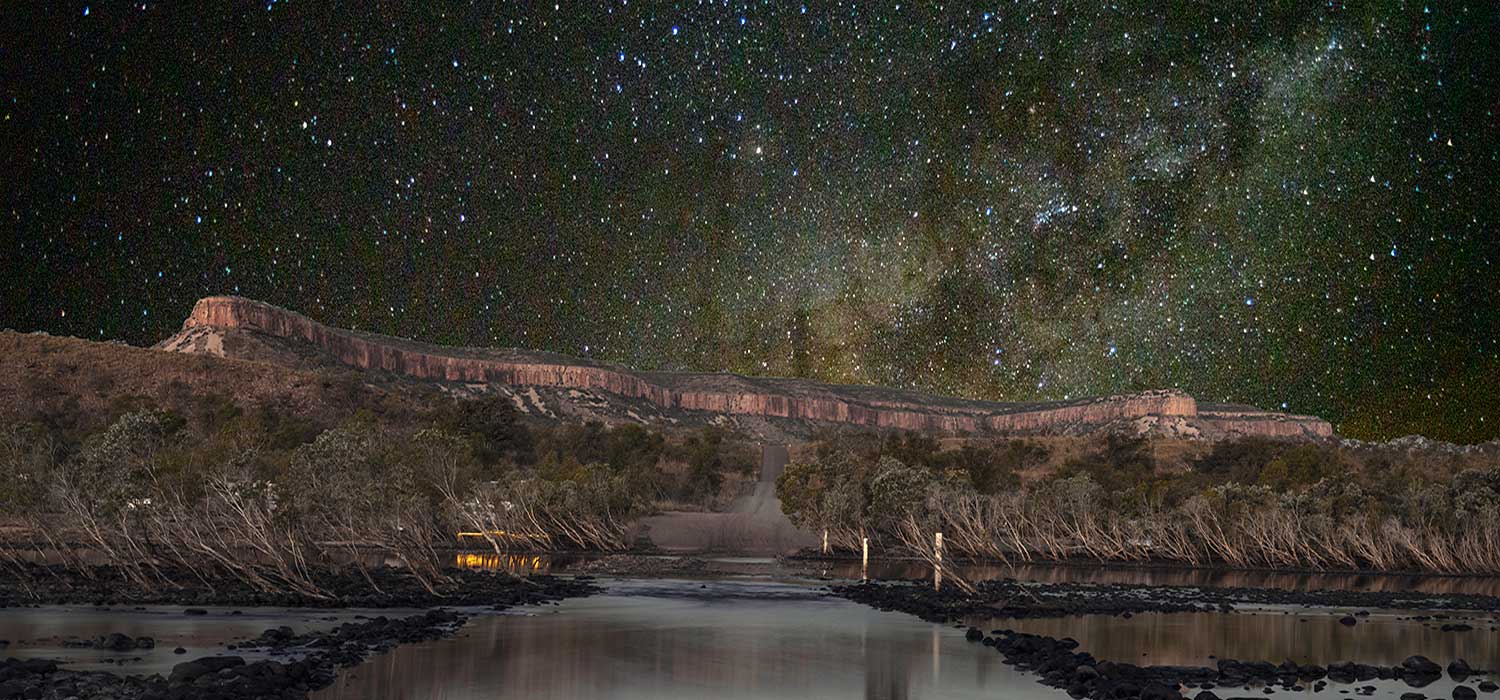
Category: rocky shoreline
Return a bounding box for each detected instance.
[0,563,592,609]
[0,568,598,699]
[832,577,1500,622]
[965,628,1494,700]
[833,579,1500,700]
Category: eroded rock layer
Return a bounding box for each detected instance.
[167,296,1333,438]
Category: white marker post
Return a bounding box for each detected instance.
[934,532,944,591]
[822,529,829,555]
[861,536,869,580]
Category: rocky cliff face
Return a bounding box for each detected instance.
[167,296,1333,439]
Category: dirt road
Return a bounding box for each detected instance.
[637,444,815,554]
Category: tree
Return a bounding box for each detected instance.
[432,396,535,467]
[775,459,831,532]
[1192,437,1290,483]
[1258,445,1346,492]
[866,457,932,530]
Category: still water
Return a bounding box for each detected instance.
[313,579,1061,700]
[311,579,1499,700]
[1,577,1497,698]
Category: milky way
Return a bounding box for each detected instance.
[2,2,1497,442]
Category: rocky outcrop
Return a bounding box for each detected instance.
[165,296,1333,439]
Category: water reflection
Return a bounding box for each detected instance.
[994,607,1500,668]
[313,580,1063,700]
[453,552,549,575]
[312,580,1500,700]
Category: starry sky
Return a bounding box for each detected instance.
[3,2,1498,443]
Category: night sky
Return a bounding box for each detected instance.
[3,2,1498,443]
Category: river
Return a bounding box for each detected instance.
[2,571,1496,699]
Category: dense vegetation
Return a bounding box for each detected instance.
[0,396,755,597]
[777,433,1500,574]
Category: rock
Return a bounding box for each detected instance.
[1195,692,1222,700]
[1299,664,1327,680]
[17,660,55,675]
[1448,659,1473,678]
[167,660,211,684]
[1478,681,1498,692]
[168,656,244,685]
[1456,688,1477,700]
[93,632,135,651]
[183,608,208,616]
[964,627,983,642]
[172,647,186,654]
[1441,624,1474,632]
[1403,656,1442,677]
[1340,616,1358,626]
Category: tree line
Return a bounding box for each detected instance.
[776,432,1500,574]
[0,396,756,598]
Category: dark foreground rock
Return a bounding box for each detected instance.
[961,628,1465,700]
[833,578,1221,621]
[834,580,1495,700]
[831,577,1500,624]
[0,571,598,699]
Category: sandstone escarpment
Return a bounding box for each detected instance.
[164,296,1334,439]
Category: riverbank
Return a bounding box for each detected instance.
[784,550,1500,581]
[0,563,596,609]
[832,577,1500,622]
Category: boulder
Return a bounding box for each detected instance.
[94,633,135,651]
[1403,656,1442,677]
[168,656,244,685]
